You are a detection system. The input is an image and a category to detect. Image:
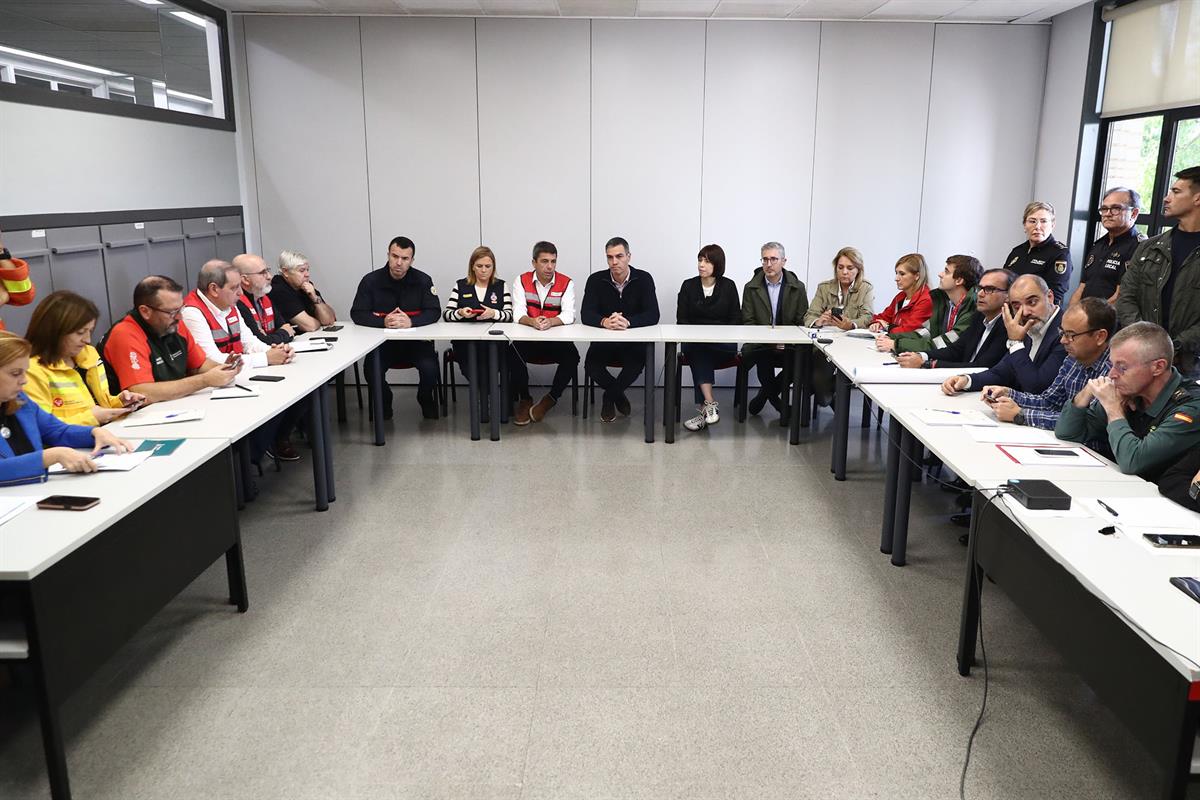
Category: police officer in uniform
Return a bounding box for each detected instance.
[1056,321,1200,481]
[1068,187,1143,308]
[1003,201,1072,305]
[350,235,441,420]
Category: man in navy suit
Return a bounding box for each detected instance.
[897,268,1014,370]
[940,274,1065,396]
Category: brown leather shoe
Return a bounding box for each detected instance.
[529,394,556,422]
[514,398,533,426]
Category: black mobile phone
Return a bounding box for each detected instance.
[1189,479,1200,501]
[1145,534,1200,548]
[1034,448,1078,457]
[488,329,505,335]
[1170,577,1200,604]
[37,495,100,511]
[831,307,844,319]
[322,325,343,332]
[249,374,286,382]
[315,336,339,341]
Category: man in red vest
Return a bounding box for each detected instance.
[0,227,37,331]
[181,260,293,368]
[510,241,579,425]
[234,253,295,344]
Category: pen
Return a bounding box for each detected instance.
[1097,499,1119,517]
[234,384,253,393]
[164,412,182,420]
[881,361,898,366]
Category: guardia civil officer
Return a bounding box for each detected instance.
[1002,201,1072,304]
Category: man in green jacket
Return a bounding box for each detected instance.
[878,254,980,355]
[1116,165,1200,380]
[742,241,808,419]
[1055,321,1200,481]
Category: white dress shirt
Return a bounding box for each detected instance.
[527,273,576,325]
[182,291,271,368]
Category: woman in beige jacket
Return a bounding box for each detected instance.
[804,246,875,330]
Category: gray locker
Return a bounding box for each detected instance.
[182,216,217,288]
[145,220,188,299]
[46,226,112,333]
[2,229,53,337]
[100,223,150,326]
[214,215,245,262]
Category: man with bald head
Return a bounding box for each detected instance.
[940,273,1066,396]
[233,253,295,344]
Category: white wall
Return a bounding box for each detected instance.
[237,15,1062,343]
[0,101,239,216]
[1033,1,1095,280]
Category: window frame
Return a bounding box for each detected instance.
[1087,104,1200,243]
[0,0,235,132]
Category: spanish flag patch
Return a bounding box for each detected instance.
[1174,412,1194,424]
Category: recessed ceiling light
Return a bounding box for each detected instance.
[0,45,123,76]
[135,0,165,6]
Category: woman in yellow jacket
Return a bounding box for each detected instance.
[23,291,146,425]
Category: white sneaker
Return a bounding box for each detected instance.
[683,409,708,431]
[703,401,720,425]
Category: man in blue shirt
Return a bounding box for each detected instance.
[983,298,1115,430]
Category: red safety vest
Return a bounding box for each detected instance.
[520,271,570,318]
[183,290,244,354]
[238,293,276,334]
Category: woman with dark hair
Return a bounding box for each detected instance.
[676,244,741,432]
[24,291,145,425]
[0,331,132,485]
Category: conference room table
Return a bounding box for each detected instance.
[107,328,379,512]
[489,322,664,443]
[957,478,1200,800]
[817,328,904,480]
[0,438,246,800]
[657,324,818,445]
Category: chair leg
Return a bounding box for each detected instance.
[449,353,457,403]
[675,358,684,424]
[353,362,364,410]
[861,394,871,429]
[582,375,590,419]
[365,360,374,423]
[571,373,579,417]
[441,351,449,409]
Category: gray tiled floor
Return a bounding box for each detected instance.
[0,386,1182,799]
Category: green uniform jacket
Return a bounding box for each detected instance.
[890,287,977,354]
[1054,368,1200,481]
[741,268,809,354]
[803,279,875,329]
[1116,229,1200,364]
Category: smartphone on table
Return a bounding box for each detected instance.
[38,495,100,511]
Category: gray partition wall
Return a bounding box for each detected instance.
[0,207,244,339]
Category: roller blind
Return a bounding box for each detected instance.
[1101,0,1200,117]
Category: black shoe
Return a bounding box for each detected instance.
[940,477,971,494]
[615,393,632,417]
[766,393,783,415]
[951,512,972,529]
[601,398,617,423]
[749,390,768,415]
[382,406,394,421]
[958,532,970,546]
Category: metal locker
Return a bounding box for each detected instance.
[144,220,188,301]
[2,229,53,336]
[182,216,217,288]
[214,215,245,262]
[100,222,149,328]
[45,226,112,333]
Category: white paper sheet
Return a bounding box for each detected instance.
[0,496,40,527]
[853,366,988,384]
[994,443,1106,467]
[121,408,205,427]
[48,450,153,474]
[211,382,260,400]
[967,426,1060,444]
[291,339,331,353]
[1078,497,1200,530]
[911,408,998,427]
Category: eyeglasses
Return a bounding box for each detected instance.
[148,305,183,318]
[1024,218,1053,226]
[1109,360,1152,376]
[1098,205,1133,215]
[761,257,782,265]
[977,286,1008,295]
[1059,328,1098,342]
[247,269,270,277]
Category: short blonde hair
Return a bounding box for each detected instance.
[466,246,498,284]
[831,247,864,290]
[278,250,310,273]
[1023,201,1054,221]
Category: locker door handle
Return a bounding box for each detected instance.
[216,228,244,236]
[184,231,217,239]
[11,248,50,258]
[104,239,147,249]
[148,235,185,244]
[50,244,103,255]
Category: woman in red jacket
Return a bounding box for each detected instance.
[868,253,932,335]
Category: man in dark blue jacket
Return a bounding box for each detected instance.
[350,235,441,420]
[941,274,1065,396]
[581,237,660,423]
[897,268,1013,370]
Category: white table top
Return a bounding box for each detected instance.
[378,320,499,341]
[490,322,664,343]
[657,324,819,345]
[816,329,896,374]
[991,480,1200,680]
[0,437,231,579]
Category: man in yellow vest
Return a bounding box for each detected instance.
[0,227,37,330]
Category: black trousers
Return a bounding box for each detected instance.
[510,341,580,401]
[681,341,737,404]
[368,340,439,412]
[742,346,794,402]
[585,341,647,402]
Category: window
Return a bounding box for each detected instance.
[1091,107,1200,240]
[0,0,232,129]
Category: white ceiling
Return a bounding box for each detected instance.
[217,0,1092,24]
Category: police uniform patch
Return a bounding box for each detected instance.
[1054,260,1067,274]
[1174,412,1195,424]
[1007,257,1018,267]
[430,286,438,296]
[1086,254,1094,266]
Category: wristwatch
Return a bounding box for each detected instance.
[1013,410,1026,426]
[0,248,11,261]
